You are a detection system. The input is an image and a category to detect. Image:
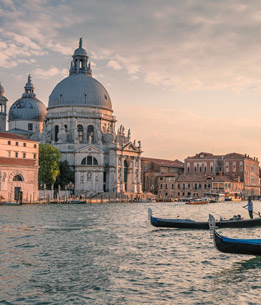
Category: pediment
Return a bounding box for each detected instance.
[122,142,138,152]
[76,144,103,154]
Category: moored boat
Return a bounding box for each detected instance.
[185,198,209,205]
[209,214,261,256]
[148,208,261,229]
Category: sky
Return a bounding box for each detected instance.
[1,0,261,162]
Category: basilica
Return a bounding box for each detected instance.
[1,39,143,196]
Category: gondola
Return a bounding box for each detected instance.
[148,208,261,229]
[209,214,261,256]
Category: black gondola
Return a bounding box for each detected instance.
[148,208,261,230]
[209,214,261,256]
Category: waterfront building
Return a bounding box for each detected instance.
[0,82,7,132]
[141,157,184,194]
[0,132,39,202]
[183,152,259,198]
[40,39,142,196]
[8,75,47,140]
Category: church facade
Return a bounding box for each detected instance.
[5,39,142,196]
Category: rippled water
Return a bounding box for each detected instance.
[1,201,261,304]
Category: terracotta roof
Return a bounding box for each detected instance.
[223,153,245,160]
[141,157,184,168]
[0,132,38,143]
[186,152,222,160]
[212,176,233,182]
[0,157,36,167]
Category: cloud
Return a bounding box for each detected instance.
[107,60,122,70]
[33,67,62,79]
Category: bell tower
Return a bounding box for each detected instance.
[0,82,7,132]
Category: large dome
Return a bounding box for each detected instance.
[48,39,112,111]
[9,75,47,122]
[48,74,112,110]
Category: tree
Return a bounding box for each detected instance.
[55,160,75,190]
[39,144,61,187]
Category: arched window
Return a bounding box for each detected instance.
[77,125,83,142]
[87,125,94,142]
[55,125,59,142]
[13,174,23,181]
[81,156,98,165]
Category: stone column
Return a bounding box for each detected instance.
[133,157,137,193]
[137,156,142,193]
[121,156,125,192]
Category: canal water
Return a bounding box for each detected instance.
[0,201,261,304]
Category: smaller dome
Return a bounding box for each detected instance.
[74,47,87,56]
[9,75,47,122]
[9,97,47,121]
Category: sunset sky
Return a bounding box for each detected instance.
[1,0,261,162]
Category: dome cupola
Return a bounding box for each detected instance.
[9,75,47,122]
[0,82,5,97]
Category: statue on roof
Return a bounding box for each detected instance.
[79,37,82,48]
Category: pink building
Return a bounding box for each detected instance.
[183,152,259,197]
[0,132,39,203]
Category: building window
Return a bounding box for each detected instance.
[183,183,185,189]
[28,123,33,131]
[8,141,11,145]
[8,151,11,157]
[194,167,197,173]
[178,184,180,189]
[23,143,26,147]
[160,184,162,189]
[233,162,236,172]
[23,153,26,158]
[77,125,83,142]
[34,144,37,148]
[204,166,207,172]
[187,167,190,173]
[188,184,190,189]
[199,184,201,189]
[34,154,36,159]
[15,152,18,158]
[171,184,174,189]
[16,142,18,146]
[55,125,59,142]
[81,156,98,165]
[13,174,23,181]
[240,162,243,172]
[87,125,94,142]
[165,184,168,189]
[204,184,207,189]
[199,166,202,173]
[210,166,213,173]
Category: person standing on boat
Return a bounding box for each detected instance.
[244,197,253,219]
